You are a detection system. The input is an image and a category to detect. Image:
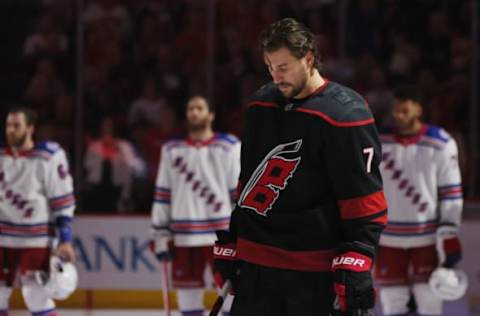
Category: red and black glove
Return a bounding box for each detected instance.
[213,230,240,293]
[436,223,462,268]
[332,242,375,316]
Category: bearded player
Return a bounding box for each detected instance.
[0,106,76,316]
[151,96,240,316]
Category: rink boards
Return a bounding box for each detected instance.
[8,214,480,311]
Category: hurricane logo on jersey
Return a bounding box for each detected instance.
[238,139,302,216]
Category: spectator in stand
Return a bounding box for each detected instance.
[127,77,168,128]
[24,57,66,120]
[83,0,131,40]
[84,116,145,213]
[365,67,394,126]
[23,14,68,58]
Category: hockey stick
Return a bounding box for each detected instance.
[160,260,172,316]
[209,280,232,316]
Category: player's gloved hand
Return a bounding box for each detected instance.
[436,223,462,268]
[149,231,173,261]
[332,242,376,316]
[213,230,240,293]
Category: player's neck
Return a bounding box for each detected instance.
[294,70,325,99]
[397,121,423,136]
[189,128,214,142]
[11,138,34,154]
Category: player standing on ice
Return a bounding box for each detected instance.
[376,86,464,315]
[0,107,76,316]
[212,18,387,316]
[151,96,240,316]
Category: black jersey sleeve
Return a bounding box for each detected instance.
[322,108,387,250]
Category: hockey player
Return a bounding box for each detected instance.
[151,96,240,316]
[212,18,387,316]
[376,86,463,315]
[0,107,76,316]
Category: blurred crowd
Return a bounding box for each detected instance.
[1,0,474,212]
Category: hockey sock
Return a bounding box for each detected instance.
[0,287,12,314]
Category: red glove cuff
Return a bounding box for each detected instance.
[444,236,461,254]
[332,251,372,272]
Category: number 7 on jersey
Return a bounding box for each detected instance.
[363,147,374,173]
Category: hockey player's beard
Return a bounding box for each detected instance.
[277,77,307,99]
[188,120,209,133]
[7,132,28,149]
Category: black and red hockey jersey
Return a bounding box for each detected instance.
[230,79,387,272]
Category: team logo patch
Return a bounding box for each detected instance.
[238,139,302,216]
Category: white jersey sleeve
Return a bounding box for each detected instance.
[436,133,463,226]
[151,144,173,239]
[44,143,76,220]
[227,141,241,206]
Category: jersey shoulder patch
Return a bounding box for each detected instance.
[215,133,239,145]
[298,81,374,127]
[424,124,450,143]
[32,141,63,159]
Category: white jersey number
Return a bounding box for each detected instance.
[363,147,374,173]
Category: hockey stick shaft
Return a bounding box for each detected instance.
[161,260,172,316]
[209,280,232,316]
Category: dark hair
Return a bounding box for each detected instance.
[187,96,215,113]
[8,106,38,126]
[393,85,422,104]
[260,18,320,69]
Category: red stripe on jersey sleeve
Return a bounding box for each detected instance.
[338,191,387,220]
[371,212,388,226]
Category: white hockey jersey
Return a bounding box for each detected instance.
[151,133,241,247]
[0,141,75,248]
[379,124,463,248]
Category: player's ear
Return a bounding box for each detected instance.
[305,51,314,68]
[414,102,423,118]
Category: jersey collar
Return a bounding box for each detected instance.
[185,133,217,147]
[394,124,428,146]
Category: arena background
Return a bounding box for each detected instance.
[0,0,479,314]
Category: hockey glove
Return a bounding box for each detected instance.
[332,242,375,315]
[436,224,462,268]
[213,230,240,293]
[149,232,173,261]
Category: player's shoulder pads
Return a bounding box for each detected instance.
[248,82,285,107]
[424,124,451,144]
[298,81,374,127]
[216,133,239,145]
[33,141,63,159]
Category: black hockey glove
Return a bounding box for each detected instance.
[213,230,240,293]
[332,242,376,316]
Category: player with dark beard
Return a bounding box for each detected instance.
[0,107,76,315]
[151,97,241,316]
[212,18,388,316]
